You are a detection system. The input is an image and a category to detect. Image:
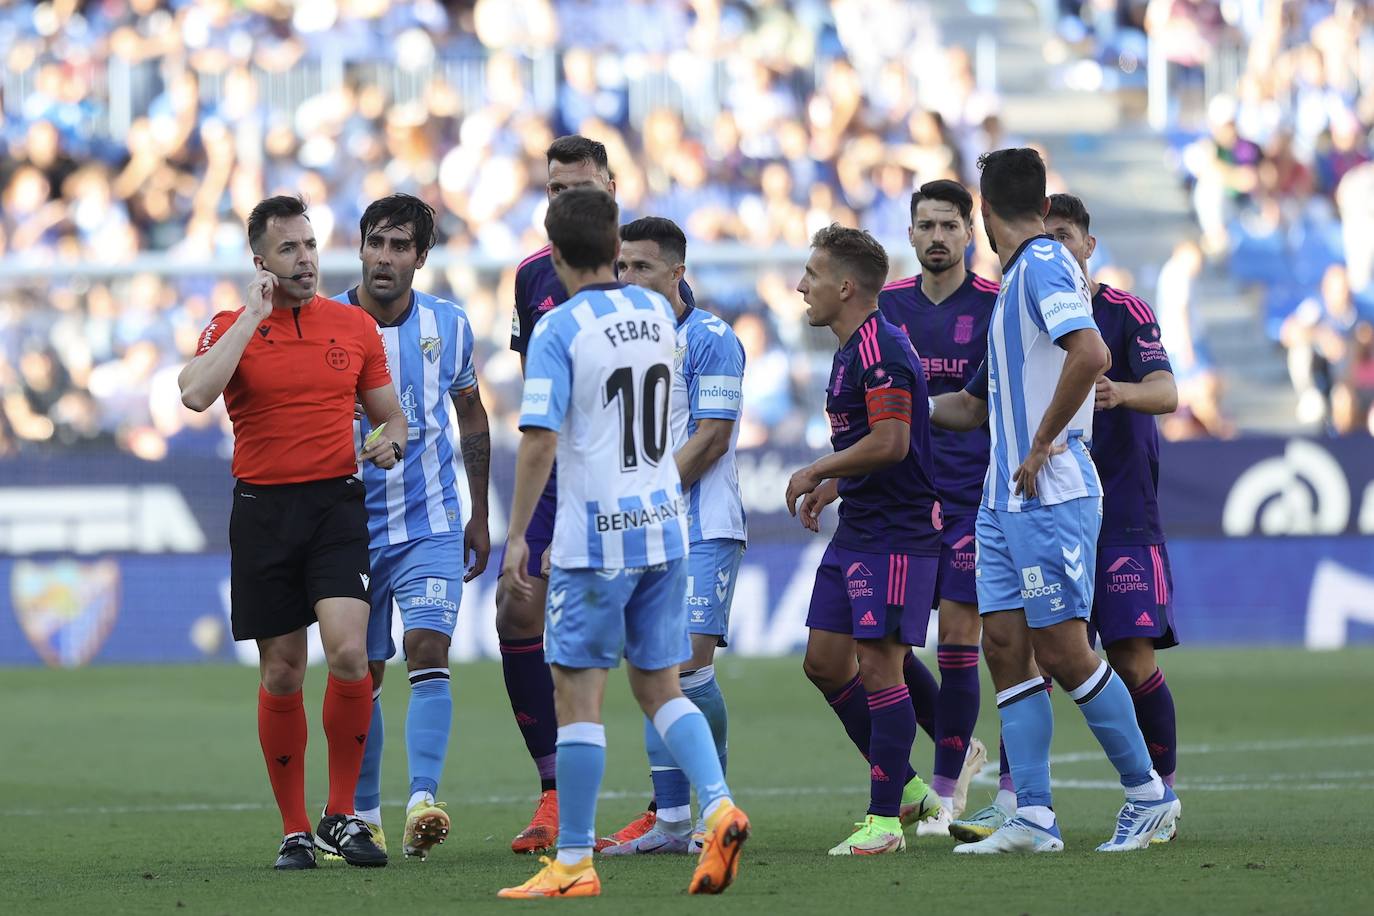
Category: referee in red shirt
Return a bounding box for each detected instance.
[179,195,406,870]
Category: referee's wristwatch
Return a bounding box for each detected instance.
[390,442,403,462]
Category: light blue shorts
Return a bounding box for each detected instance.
[686,539,745,647]
[974,497,1101,629]
[366,532,464,662]
[545,557,689,671]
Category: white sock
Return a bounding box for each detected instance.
[556,847,592,866]
[938,795,954,814]
[407,790,434,811]
[701,796,729,823]
[994,789,1017,816]
[356,806,381,826]
[1016,805,1056,829]
[1124,770,1166,803]
[656,804,691,823]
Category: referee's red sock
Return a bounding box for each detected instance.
[323,672,373,816]
[257,685,311,835]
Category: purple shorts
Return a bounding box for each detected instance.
[498,490,557,580]
[934,513,977,606]
[806,541,938,646]
[1091,543,1178,649]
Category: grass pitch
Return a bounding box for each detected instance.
[2,649,1371,915]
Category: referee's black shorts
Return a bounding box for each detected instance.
[229,475,371,641]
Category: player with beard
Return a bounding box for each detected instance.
[332,194,492,860]
[876,180,996,836]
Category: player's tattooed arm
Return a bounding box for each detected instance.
[454,385,491,580]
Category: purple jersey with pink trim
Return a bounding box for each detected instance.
[878,272,996,517]
[1091,283,1173,546]
[825,312,941,556]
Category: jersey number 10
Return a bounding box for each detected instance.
[603,364,671,472]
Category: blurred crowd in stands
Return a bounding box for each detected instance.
[0,0,1019,460]
[1051,0,1374,435]
[8,0,1368,465]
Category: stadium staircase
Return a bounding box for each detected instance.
[933,0,1298,432]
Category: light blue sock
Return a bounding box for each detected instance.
[643,715,691,810]
[997,677,1054,809]
[355,687,384,812]
[653,697,730,815]
[1069,661,1154,788]
[682,665,728,775]
[406,669,452,798]
[556,723,606,857]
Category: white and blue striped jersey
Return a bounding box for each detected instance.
[671,306,747,544]
[333,288,478,548]
[519,282,687,569]
[982,236,1102,512]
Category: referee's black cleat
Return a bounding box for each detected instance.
[315,813,389,867]
[274,832,318,870]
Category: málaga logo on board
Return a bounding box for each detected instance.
[11,559,120,668]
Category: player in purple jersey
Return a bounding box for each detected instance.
[878,179,996,835]
[786,225,943,855]
[1045,193,1180,841]
[501,136,696,854]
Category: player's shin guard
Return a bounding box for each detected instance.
[322,673,373,816]
[500,637,558,790]
[406,668,452,798]
[867,686,917,817]
[644,716,691,817]
[933,645,981,799]
[997,677,1054,809]
[355,686,385,814]
[1129,669,1177,787]
[555,723,605,863]
[653,698,731,815]
[902,652,939,741]
[1070,661,1157,795]
[258,685,311,835]
[681,665,728,775]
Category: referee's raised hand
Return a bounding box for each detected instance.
[246,268,276,321]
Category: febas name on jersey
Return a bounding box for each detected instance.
[518,282,688,569]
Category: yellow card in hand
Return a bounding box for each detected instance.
[364,422,387,449]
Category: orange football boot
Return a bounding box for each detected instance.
[688,801,750,895]
[511,789,558,854]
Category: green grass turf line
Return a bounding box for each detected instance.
[0,649,1370,914]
